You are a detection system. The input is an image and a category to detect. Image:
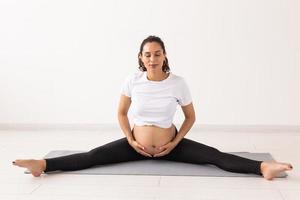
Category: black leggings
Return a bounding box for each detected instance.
[44,130,263,175]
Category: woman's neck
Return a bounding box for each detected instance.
[147,71,168,81]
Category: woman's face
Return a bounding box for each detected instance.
[139,42,166,72]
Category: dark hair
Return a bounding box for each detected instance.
[138,35,170,72]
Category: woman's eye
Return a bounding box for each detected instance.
[144,54,160,57]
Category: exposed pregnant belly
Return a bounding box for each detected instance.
[132,124,176,155]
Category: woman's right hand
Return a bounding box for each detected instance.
[129,140,153,157]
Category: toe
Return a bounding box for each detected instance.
[12,160,21,166]
[282,163,293,170]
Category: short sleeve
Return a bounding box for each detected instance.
[177,78,193,106]
[120,74,133,97]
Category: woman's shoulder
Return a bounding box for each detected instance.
[124,71,144,82]
[169,72,186,83]
[132,71,145,79]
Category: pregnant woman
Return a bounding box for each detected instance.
[13,35,293,180]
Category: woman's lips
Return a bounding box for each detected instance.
[149,64,158,67]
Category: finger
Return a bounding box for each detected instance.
[158,143,170,150]
[143,152,153,157]
[154,150,168,157]
[157,147,167,151]
[156,145,163,150]
[140,148,152,157]
[139,150,152,157]
[153,153,165,157]
[135,148,151,157]
[136,143,146,150]
[132,143,144,150]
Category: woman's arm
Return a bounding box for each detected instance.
[118,95,152,157]
[172,102,196,145]
[153,102,196,157]
[117,95,135,143]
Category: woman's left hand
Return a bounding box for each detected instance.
[153,141,177,157]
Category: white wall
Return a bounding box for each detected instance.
[0,0,299,126]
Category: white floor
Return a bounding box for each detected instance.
[1,128,299,200]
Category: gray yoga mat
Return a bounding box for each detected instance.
[25,150,287,178]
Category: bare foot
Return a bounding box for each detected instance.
[12,159,46,177]
[260,160,293,180]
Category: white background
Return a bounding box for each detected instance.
[0,0,299,126]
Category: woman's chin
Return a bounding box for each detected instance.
[148,66,161,71]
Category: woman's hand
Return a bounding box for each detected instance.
[129,140,153,157]
[153,141,177,157]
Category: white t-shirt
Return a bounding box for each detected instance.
[120,71,192,128]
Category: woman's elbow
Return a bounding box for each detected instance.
[186,115,196,123]
[118,112,127,119]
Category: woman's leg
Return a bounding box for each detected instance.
[161,138,263,175]
[13,137,147,175]
[44,137,147,172]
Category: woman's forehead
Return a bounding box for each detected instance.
[143,50,162,54]
[143,42,163,53]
